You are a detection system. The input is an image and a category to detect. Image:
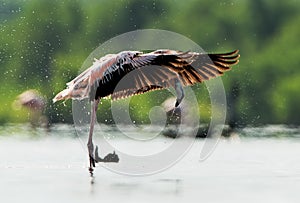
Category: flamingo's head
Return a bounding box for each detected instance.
[52,89,71,103]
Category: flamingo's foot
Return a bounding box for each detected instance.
[95,146,119,163]
[88,156,96,177]
[87,141,96,176]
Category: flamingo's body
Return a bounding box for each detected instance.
[53,49,240,173]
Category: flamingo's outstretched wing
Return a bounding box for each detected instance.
[53,49,240,102]
[102,49,240,100]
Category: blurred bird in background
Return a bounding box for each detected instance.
[13,89,49,129]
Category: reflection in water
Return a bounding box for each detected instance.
[90,175,183,197]
[110,179,182,196]
[90,175,96,195]
[155,179,182,195]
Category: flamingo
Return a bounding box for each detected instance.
[53,49,240,173]
[14,89,48,128]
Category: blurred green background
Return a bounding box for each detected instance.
[0,0,299,126]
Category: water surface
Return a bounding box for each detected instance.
[0,124,299,203]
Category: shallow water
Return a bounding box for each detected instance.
[0,124,300,203]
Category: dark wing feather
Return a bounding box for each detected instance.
[172,49,240,86]
[96,54,179,100]
[110,66,178,100]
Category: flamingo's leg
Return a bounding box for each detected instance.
[87,99,100,174]
[174,78,184,107]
